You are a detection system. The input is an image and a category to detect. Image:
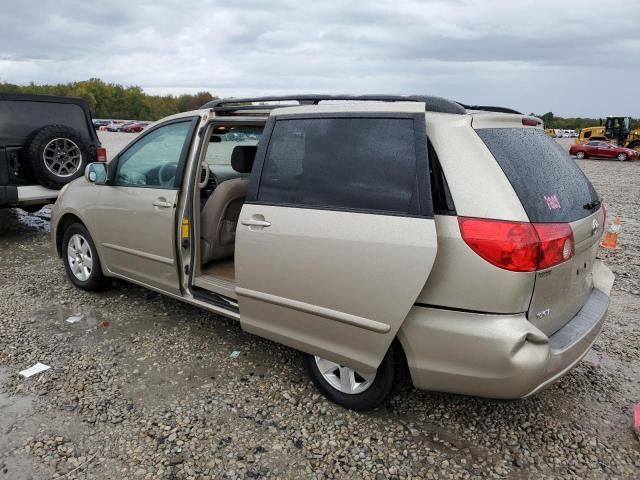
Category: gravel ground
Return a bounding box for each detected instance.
[0,136,639,479]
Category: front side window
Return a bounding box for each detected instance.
[115,121,192,188]
[257,117,422,215]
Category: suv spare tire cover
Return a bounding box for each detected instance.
[24,124,90,189]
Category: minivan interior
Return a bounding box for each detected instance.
[192,123,264,301]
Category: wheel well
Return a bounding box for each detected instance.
[55,213,83,257]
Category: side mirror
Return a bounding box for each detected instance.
[84,162,107,185]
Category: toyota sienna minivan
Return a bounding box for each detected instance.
[51,95,614,411]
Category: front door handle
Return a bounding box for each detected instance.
[241,219,271,227]
[152,199,173,208]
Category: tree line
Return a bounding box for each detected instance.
[0,78,217,121]
[2,80,638,129]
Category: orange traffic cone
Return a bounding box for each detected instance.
[601,216,622,249]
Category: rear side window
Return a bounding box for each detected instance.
[476,128,599,223]
[257,117,425,215]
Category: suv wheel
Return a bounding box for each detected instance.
[304,344,404,411]
[617,152,627,161]
[25,125,90,189]
[62,223,105,291]
[575,151,586,159]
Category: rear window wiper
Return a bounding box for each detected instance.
[583,200,601,211]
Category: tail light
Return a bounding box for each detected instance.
[522,118,541,126]
[458,217,574,272]
[96,147,107,162]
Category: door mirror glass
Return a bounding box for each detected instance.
[85,162,107,185]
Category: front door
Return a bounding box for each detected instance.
[235,105,438,372]
[94,117,198,295]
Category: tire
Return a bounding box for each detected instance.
[304,343,404,411]
[62,223,105,291]
[575,151,586,159]
[617,153,627,161]
[24,125,90,189]
[627,141,640,155]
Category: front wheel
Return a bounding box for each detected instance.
[575,151,586,159]
[304,344,404,411]
[62,223,105,291]
[617,153,627,161]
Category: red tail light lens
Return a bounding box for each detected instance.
[534,223,574,269]
[522,118,541,126]
[96,147,107,162]
[458,217,574,272]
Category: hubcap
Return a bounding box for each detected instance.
[43,138,82,177]
[314,356,376,394]
[67,234,93,281]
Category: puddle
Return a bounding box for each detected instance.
[0,370,36,480]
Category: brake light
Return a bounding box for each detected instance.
[522,118,541,126]
[96,147,107,162]
[458,217,574,272]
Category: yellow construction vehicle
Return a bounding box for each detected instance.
[576,116,640,152]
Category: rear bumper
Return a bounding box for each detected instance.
[0,184,58,207]
[398,261,614,399]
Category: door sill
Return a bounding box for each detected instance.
[192,287,239,314]
[193,274,237,299]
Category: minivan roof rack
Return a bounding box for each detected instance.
[201,95,467,115]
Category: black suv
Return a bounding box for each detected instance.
[0,93,104,211]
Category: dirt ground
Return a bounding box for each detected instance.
[0,136,639,479]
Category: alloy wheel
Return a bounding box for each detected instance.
[67,234,93,281]
[43,138,83,177]
[314,356,376,394]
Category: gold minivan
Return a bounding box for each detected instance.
[51,96,614,411]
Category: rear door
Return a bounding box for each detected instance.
[235,104,438,372]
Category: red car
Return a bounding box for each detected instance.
[569,140,638,161]
[123,122,149,133]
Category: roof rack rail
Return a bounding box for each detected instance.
[458,103,522,115]
[201,95,467,115]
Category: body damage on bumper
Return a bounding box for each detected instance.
[398,261,614,399]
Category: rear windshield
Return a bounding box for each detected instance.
[476,128,599,223]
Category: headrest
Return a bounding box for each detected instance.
[231,145,257,173]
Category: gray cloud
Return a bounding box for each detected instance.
[1,0,638,116]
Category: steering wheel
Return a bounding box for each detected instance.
[158,162,178,187]
[198,163,211,189]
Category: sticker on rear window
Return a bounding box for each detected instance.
[544,194,561,210]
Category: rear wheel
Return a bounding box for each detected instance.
[575,151,586,159]
[304,343,404,411]
[617,152,627,161]
[62,223,105,291]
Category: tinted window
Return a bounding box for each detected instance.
[258,117,421,214]
[115,121,191,188]
[476,128,599,223]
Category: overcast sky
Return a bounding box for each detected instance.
[1,0,639,117]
